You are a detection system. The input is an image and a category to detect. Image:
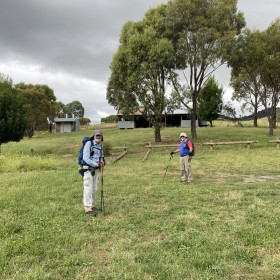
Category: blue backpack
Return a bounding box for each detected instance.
[78,137,94,166]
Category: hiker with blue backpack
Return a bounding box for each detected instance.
[170,132,194,183]
[79,130,105,216]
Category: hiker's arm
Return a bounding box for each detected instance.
[99,157,105,167]
[187,141,193,154]
[170,146,180,155]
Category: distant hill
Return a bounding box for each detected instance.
[219,108,275,121]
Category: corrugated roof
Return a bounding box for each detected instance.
[117,109,189,116]
[54,118,78,122]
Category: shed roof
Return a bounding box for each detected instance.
[117,109,189,116]
[54,118,78,122]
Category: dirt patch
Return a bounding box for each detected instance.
[64,144,79,148]
[243,175,280,183]
[63,154,73,158]
[224,190,244,201]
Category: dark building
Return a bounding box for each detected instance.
[117,110,206,128]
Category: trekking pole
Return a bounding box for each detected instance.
[100,165,105,215]
[164,153,173,179]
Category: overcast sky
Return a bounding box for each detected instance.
[0,0,279,123]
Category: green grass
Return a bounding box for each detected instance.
[0,125,280,279]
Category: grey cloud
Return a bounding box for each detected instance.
[0,0,164,82]
[237,0,279,30]
[0,0,279,123]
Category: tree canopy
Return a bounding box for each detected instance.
[15,83,56,137]
[64,100,85,118]
[1,74,89,136]
[0,75,27,147]
[166,0,245,138]
[197,76,223,126]
[107,0,246,140]
[262,19,280,135]
[229,19,280,135]
[107,4,178,142]
[229,29,266,127]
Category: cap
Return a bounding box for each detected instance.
[180,132,187,137]
[94,130,102,136]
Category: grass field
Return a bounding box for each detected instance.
[0,125,279,280]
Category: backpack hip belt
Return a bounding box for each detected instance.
[82,165,98,171]
[82,165,91,169]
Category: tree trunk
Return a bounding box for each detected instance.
[26,126,35,138]
[268,117,274,136]
[253,95,258,127]
[268,93,278,135]
[253,115,258,127]
[191,94,197,139]
[272,99,277,130]
[49,122,53,133]
[154,123,162,142]
[268,109,274,136]
[272,106,277,129]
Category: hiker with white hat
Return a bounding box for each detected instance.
[170,132,193,183]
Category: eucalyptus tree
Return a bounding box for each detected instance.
[197,76,223,127]
[229,20,280,135]
[65,100,84,118]
[261,19,280,135]
[231,70,264,127]
[229,29,266,127]
[15,83,56,137]
[166,0,245,139]
[107,5,178,142]
[0,75,27,151]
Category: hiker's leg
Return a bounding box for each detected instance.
[180,157,187,182]
[187,156,193,182]
[83,171,94,210]
[92,169,99,206]
[183,156,190,182]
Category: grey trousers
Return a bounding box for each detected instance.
[180,156,192,182]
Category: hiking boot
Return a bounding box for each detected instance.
[85,210,96,217]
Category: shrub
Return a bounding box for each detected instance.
[103,141,112,156]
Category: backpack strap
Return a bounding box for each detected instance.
[89,139,94,156]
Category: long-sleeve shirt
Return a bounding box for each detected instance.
[83,140,104,168]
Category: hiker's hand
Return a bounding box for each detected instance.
[170,151,175,155]
[99,162,105,167]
